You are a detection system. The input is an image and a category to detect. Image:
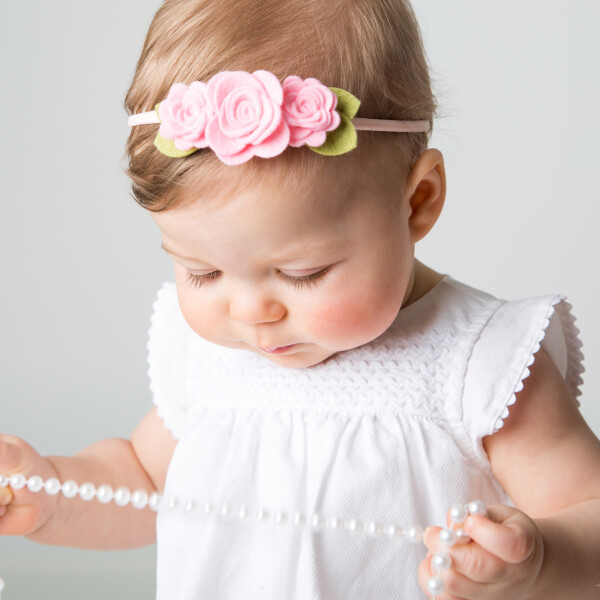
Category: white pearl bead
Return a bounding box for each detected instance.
[274,511,287,524]
[311,514,324,532]
[131,489,149,510]
[148,492,162,511]
[439,527,457,547]
[367,522,381,537]
[407,525,423,543]
[238,505,249,519]
[185,500,196,512]
[256,509,270,522]
[166,497,178,510]
[467,500,487,516]
[386,525,399,538]
[427,575,445,594]
[0,474,9,487]
[221,503,233,519]
[78,482,96,502]
[203,501,213,514]
[96,485,114,504]
[329,517,342,530]
[449,504,468,524]
[9,474,26,490]
[432,551,452,571]
[292,512,305,527]
[347,519,361,533]
[44,478,61,495]
[61,480,79,498]
[27,476,44,492]
[102,486,121,504]
[114,487,132,507]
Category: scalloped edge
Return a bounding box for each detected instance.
[491,297,585,434]
[558,300,586,401]
[147,282,185,440]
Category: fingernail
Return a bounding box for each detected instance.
[464,516,475,533]
[0,488,13,505]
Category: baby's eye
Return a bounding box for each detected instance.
[184,266,331,291]
[278,266,332,290]
[185,270,221,290]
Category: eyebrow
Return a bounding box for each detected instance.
[161,242,205,263]
[161,239,345,263]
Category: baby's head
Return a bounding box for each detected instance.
[124,0,445,367]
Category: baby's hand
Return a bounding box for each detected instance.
[0,435,61,537]
[418,504,544,599]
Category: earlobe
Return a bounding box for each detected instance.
[405,148,446,243]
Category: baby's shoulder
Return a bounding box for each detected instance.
[482,344,599,517]
[448,277,585,473]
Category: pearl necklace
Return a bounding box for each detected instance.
[0,473,487,599]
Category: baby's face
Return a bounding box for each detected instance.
[152,160,415,368]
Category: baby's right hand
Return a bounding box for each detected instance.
[0,435,60,537]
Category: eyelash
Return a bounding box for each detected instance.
[184,267,331,291]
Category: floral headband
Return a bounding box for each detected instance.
[128,70,430,165]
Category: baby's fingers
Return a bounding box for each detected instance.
[0,487,13,506]
[0,486,13,516]
[424,526,507,584]
[0,435,60,536]
[418,551,478,599]
[465,506,538,564]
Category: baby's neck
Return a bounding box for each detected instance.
[402,260,444,308]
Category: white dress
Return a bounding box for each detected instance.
[148,275,584,599]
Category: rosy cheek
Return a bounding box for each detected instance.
[177,288,218,338]
[305,291,399,346]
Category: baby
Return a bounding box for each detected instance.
[1,0,600,598]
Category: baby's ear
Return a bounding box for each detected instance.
[404,148,446,243]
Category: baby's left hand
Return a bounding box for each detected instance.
[418,504,544,599]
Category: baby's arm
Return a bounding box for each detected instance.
[481,347,600,598]
[1,406,176,550]
[422,348,600,598]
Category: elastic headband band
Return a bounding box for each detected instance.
[128,70,430,165]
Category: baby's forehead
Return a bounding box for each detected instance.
[178,165,350,224]
[176,143,403,214]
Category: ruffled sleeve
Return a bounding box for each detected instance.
[147,283,192,440]
[461,295,585,470]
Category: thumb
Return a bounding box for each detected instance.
[465,510,537,564]
[0,438,23,472]
[0,440,24,507]
[0,435,52,494]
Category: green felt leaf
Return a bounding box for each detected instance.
[308,113,357,156]
[154,131,198,158]
[330,87,360,119]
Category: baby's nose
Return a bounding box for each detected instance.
[229,291,286,324]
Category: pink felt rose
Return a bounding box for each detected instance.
[205,70,290,165]
[158,82,214,151]
[282,76,341,148]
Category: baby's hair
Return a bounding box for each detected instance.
[123,0,437,212]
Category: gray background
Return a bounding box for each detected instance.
[1,1,599,598]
